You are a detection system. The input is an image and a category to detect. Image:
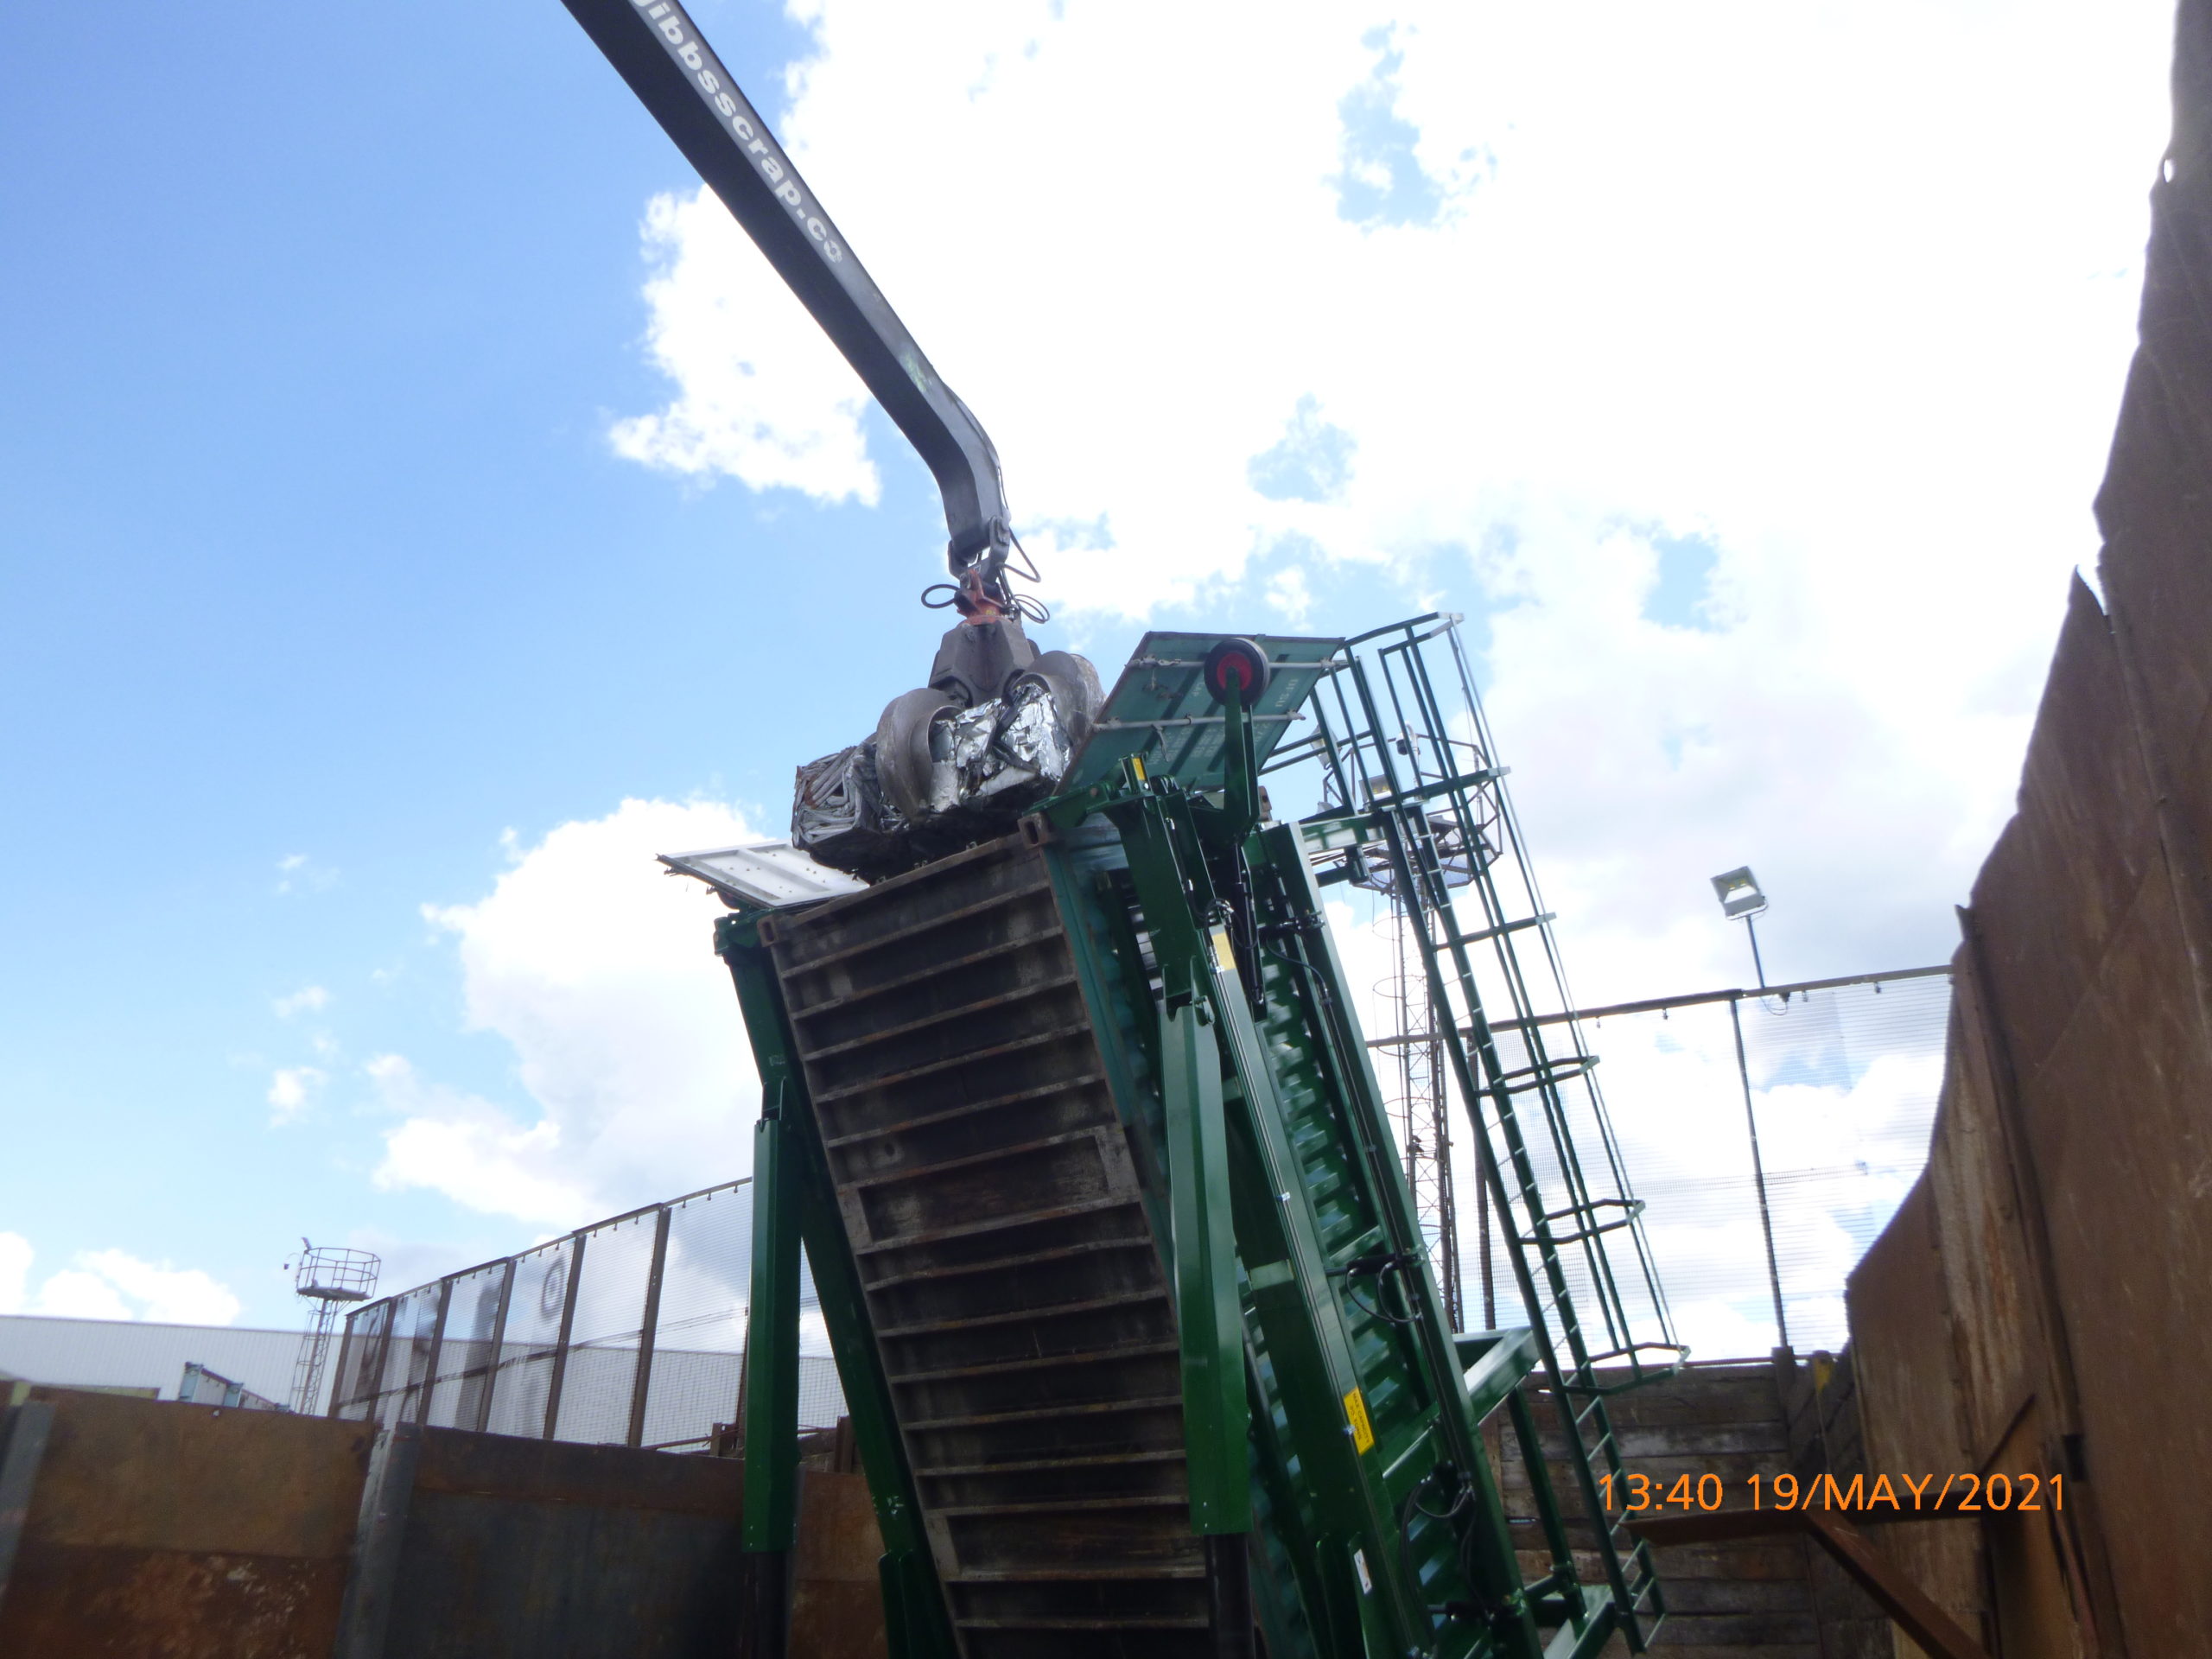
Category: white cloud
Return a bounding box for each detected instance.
[0,1236,242,1325]
[370,1053,598,1229]
[266,1065,327,1123]
[609,0,2171,997]
[75,1251,242,1324]
[593,2,2172,1345]
[273,985,328,1018]
[609,189,880,504]
[1265,563,1313,627]
[372,798,762,1228]
[29,1269,134,1321]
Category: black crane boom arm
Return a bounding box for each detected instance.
[562,0,1012,589]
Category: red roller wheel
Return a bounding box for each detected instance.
[1201,638,1273,706]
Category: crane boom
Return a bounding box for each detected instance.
[562,0,1014,598]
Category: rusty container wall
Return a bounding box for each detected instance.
[0,1387,886,1658]
[1497,1359,1902,1656]
[1917,957,2045,1476]
[0,1388,374,1657]
[1503,1363,1819,1654]
[1840,4,2212,1653]
[1841,1181,1986,1648]
[379,1427,753,1657]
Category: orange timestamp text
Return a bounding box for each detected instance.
[1600,1470,2063,1515]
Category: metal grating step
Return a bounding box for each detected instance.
[809,1023,1097,1103]
[785,926,1065,1020]
[850,1193,1146,1257]
[946,1567,1209,1584]
[796,974,1080,1063]
[772,871,1052,977]
[956,1618,1209,1630]
[916,1449,1187,1479]
[889,1339,1179,1388]
[861,1235,1155,1293]
[902,1394,1185,1433]
[821,1073,1108,1149]
[875,1288,1167,1341]
[933,1495,1190,1519]
[839,1126,1118,1194]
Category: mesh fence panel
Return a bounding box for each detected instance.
[329,1298,390,1418]
[337,1177,850,1449]
[639,1183,752,1449]
[1738,972,1952,1351]
[427,1262,508,1430]
[481,1239,575,1440]
[377,1285,441,1429]
[1404,970,1950,1360]
[550,1211,657,1445]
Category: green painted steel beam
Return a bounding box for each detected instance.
[1456,1327,1541,1427]
[741,1109,801,1554]
[1161,998,1251,1535]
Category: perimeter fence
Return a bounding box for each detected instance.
[1378,965,1953,1362]
[340,967,1952,1443]
[331,1177,846,1449]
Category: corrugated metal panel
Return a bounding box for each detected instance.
[0,1316,309,1408]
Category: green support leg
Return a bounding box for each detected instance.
[1165,1000,1253,1535]
[741,1104,802,1659]
[744,1107,802,1553]
[1163,1000,1255,1656]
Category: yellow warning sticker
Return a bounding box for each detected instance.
[1210,925,1237,974]
[1343,1388,1375,1454]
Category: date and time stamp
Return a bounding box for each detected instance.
[1600,1470,2064,1516]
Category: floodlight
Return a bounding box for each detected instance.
[1712,866,1771,987]
[1710,867,1768,921]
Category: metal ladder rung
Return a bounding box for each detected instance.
[1371,765,1507,805]
[1485,1053,1599,1096]
[1441,912,1554,947]
[1516,1198,1645,1248]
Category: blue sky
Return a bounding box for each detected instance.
[1,0,2176,1329]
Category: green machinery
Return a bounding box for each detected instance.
[712,617,1680,1659]
[553,11,1679,1648]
